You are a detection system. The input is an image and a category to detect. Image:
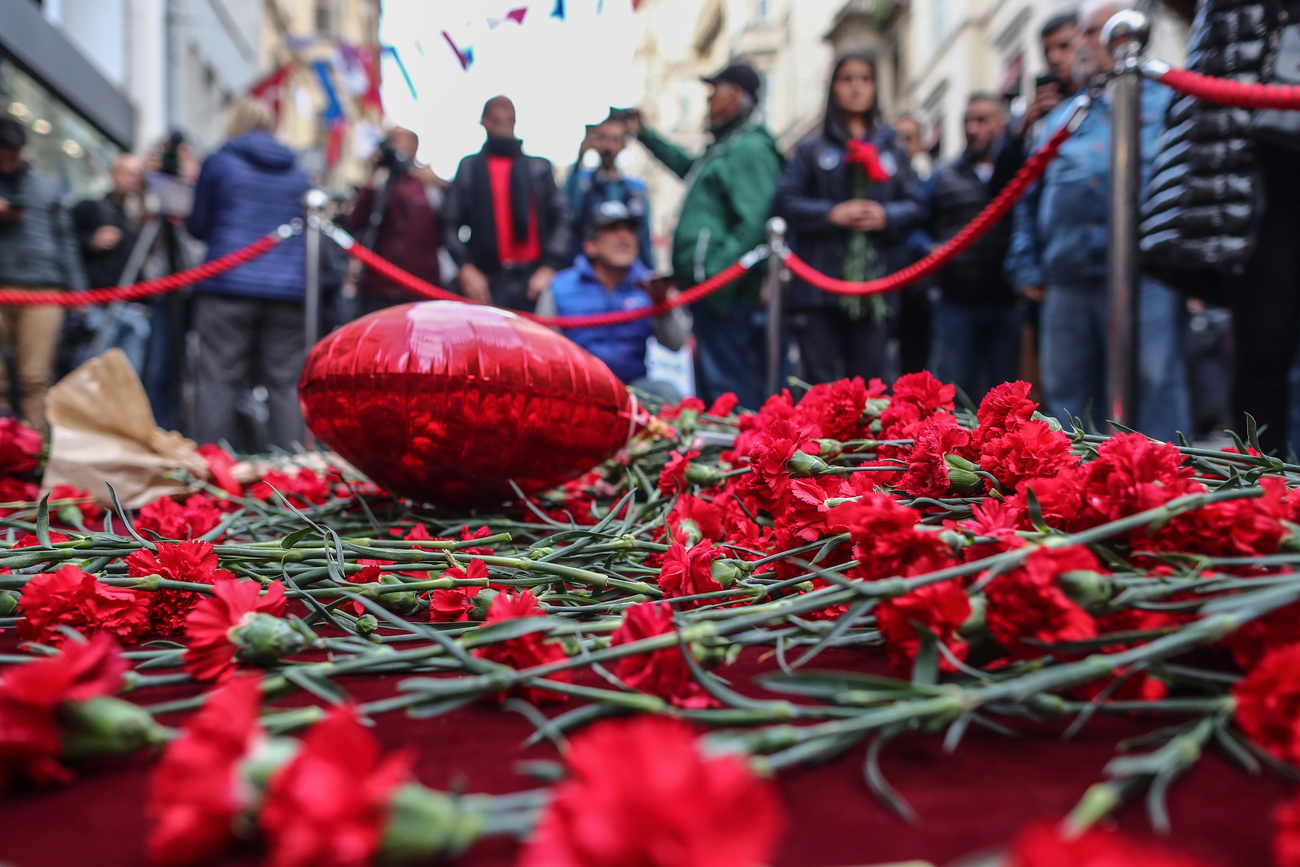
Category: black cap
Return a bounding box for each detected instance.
[702,63,761,100]
[587,200,639,236]
[0,118,27,150]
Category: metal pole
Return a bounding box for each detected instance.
[764,217,787,399]
[302,189,329,352]
[1103,9,1151,430]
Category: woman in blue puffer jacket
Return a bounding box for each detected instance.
[187,99,311,449]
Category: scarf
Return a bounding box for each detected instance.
[481,136,533,245]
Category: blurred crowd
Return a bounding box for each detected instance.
[0,0,1296,454]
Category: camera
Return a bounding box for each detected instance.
[375,139,411,175]
[2,194,29,210]
[1034,73,1060,92]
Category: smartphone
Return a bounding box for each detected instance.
[1034,72,1059,92]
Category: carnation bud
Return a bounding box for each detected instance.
[60,696,168,760]
[354,614,380,637]
[375,574,424,617]
[709,559,752,588]
[676,518,704,546]
[1058,570,1112,609]
[230,613,312,666]
[958,594,986,639]
[381,783,486,861]
[626,438,655,460]
[938,528,967,552]
[824,496,861,509]
[1280,521,1300,553]
[787,450,832,478]
[527,547,555,560]
[684,463,727,487]
[469,588,499,621]
[1032,411,1064,432]
[943,454,982,493]
[816,439,844,461]
[0,590,17,616]
[862,397,890,422]
[675,407,701,435]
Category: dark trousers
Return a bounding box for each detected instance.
[897,285,933,375]
[1233,143,1300,454]
[192,294,306,449]
[794,308,889,386]
[489,266,537,313]
[931,298,1023,404]
[692,301,766,411]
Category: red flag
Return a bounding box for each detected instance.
[326,117,348,167]
[506,7,528,23]
[250,63,293,123]
[441,31,474,71]
[358,45,384,114]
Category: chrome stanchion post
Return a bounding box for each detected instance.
[1103,9,1150,430]
[764,217,787,399]
[301,188,329,450]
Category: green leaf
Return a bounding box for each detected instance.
[910,625,939,688]
[280,525,317,549]
[34,493,51,548]
[406,694,480,719]
[864,728,919,825]
[283,667,348,704]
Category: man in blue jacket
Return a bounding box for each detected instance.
[565,114,653,270]
[1006,0,1189,441]
[536,201,688,400]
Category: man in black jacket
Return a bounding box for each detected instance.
[72,154,143,289]
[928,94,1020,400]
[442,96,570,313]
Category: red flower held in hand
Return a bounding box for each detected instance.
[147,675,264,867]
[136,494,225,541]
[658,540,725,608]
[876,581,972,678]
[0,416,43,476]
[19,564,149,647]
[0,633,125,787]
[126,540,236,634]
[610,602,718,709]
[1008,821,1211,866]
[1233,642,1300,764]
[519,716,785,867]
[261,705,410,867]
[183,579,299,682]
[984,546,1100,660]
[472,590,571,704]
[845,138,892,183]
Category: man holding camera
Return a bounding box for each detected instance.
[345,127,447,316]
[0,117,87,432]
[566,113,653,270]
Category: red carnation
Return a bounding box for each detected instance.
[845,139,892,182]
[18,564,149,647]
[1008,822,1211,866]
[665,495,726,545]
[0,416,43,476]
[428,559,488,622]
[472,590,570,704]
[1078,433,1201,526]
[897,418,975,498]
[127,540,236,634]
[797,377,881,442]
[876,581,972,677]
[1233,642,1300,764]
[252,468,334,507]
[261,705,409,867]
[979,419,1078,491]
[0,633,125,787]
[706,392,739,417]
[1276,790,1300,867]
[196,442,244,499]
[610,602,718,708]
[658,449,702,496]
[519,716,784,867]
[826,491,954,582]
[182,579,293,682]
[658,541,725,608]
[1226,600,1300,670]
[136,494,225,541]
[741,418,818,512]
[46,485,103,527]
[147,675,264,867]
[984,546,1099,660]
[974,381,1037,449]
[0,477,38,516]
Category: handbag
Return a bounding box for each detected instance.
[1254,3,1300,150]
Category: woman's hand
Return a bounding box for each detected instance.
[829,200,887,231]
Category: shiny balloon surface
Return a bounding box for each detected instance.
[299,301,635,506]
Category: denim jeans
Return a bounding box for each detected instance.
[691,301,767,411]
[1039,277,1190,441]
[930,299,1023,405]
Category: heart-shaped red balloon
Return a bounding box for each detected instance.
[298,301,636,506]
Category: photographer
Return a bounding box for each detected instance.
[344,127,447,317]
[0,117,87,433]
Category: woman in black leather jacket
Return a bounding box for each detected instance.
[1141,0,1300,453]
[773,53,926,385]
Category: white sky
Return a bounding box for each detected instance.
[379,0,645,179]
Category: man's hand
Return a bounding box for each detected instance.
[1020,85,1064,135]
[1022,284,1045,303]
[624,109,643,138]
[528,266,556,301]
[459,264,491,304]
[829,200,887,232]
[643,275,675,305]
[91,225,123,251]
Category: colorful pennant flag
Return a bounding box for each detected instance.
[310,60,345,124]
[383,45,417,98]
[441,30,474,71]
[249,63,293,123]
[551,0,565,20]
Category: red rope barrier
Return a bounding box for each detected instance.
[782,117,1077,296]
[1150,64,1300,110]
[0,229,288,307]
[337,230,761,329]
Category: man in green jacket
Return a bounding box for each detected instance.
[631,63,782,410]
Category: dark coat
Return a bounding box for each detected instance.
[345,174,443,301]
[186,131,311,302]
[441,146,570,274]
[928,149,1016,305]
[72,195,139,288]
[1140,0,1297,296]
[0,163,87,290]
[772,122,925,310]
